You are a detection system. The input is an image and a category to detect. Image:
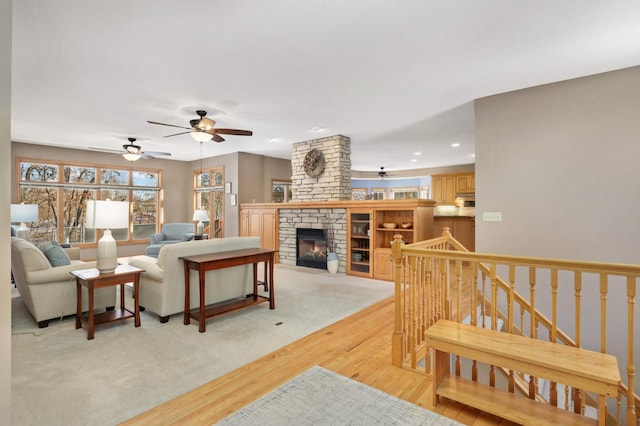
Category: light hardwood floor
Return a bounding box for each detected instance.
[121,295,516,425]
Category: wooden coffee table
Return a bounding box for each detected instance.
[72,264,144,340]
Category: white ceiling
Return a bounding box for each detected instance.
[10,1,640,173]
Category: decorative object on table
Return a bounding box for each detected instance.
[85,199,129,274]
[381,222,397,229]
[192,209,208,235]
[10,203,38,240]
[303,148,325,177]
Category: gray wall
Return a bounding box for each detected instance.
[475,65,640,398]
[1,0,11,419]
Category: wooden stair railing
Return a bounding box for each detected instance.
[391,229,639,426]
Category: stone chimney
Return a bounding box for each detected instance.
[291,135,351,202]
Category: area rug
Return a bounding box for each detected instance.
[11,265,395,426]
[217,366,462,425]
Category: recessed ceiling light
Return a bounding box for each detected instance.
[264,137,280,143]
[414,152,422,156]
[310,126,326,133]
[451,143,460,148]
[411,159,418,163]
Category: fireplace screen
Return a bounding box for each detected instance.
[296,228,327,269]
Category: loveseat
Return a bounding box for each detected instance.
[10,237,116,328]
[145,222,195,258]
[128,236,261,323]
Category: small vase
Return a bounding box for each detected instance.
[326,252,339,274]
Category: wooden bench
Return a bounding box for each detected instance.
[425,319,621,426]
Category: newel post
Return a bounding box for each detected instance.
[391,234,405,367]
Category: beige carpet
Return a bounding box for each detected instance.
[11,265,394,426]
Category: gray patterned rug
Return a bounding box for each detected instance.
[217,365,462,425]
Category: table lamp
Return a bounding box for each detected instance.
[193,209,208,235]
[11,203,38,240]
[85,199,129,273]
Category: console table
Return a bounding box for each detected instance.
[180,248,276,332]
[72,264,143,340]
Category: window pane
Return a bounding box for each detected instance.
[133,190,158,240]
[132,171,158,187]
[212,169,224,186]
[20,163,58,182]
[198,171,210,188]
[20,186,57,243]
[212,190,224,238]
[101,169,129,185]
[63,189,97,244]
[64,166,96,184]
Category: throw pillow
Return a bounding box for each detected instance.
[40,242,71,267]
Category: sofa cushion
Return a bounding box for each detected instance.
[39,242,71,267]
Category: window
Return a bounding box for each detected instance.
[352,188,368,200]
[17,159,161,245]
[391,187,419,200]
[370,188,387,200]
[194,167,224,238]
[272,180,292,203]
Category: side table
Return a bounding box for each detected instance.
[71,264,144,340]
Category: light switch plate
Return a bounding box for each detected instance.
[483,212,502,222]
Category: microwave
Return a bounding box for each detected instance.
[455,195,475,208]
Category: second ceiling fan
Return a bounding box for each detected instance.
[147,110,253,142]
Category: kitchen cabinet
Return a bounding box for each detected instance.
[240,207,279,261]
[434,216,475,251]
[432,173,475,205]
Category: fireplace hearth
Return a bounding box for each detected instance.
[296,228,327,270]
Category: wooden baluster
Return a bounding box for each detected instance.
[508,264,515,393]
[489,263,497,387]
[454,260,462,376]
[419,257,427,350]
[599,273,607,353]
[471,262,478,382]
[573,272,583,414]
[481,270,487,329]
[626,276,636,425]
[409,256,417,369]
[441,258,450,320]
[549,269,558,407]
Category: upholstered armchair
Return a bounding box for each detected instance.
[11,237,116,328]
[145,223,195,258]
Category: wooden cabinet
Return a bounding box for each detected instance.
[432,175,457,205]
[432,173,475,205]
[434,216,475,251]
[347,210,372,277]
[240,207,279,261]
[349,203,434,281]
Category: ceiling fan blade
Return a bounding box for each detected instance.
[89,147,124,153]
[214,128,253,136]
[140,154,155,160]
[163,131,191,138]
[141,151,171,156]
[212,134,225,143]
[147,120,193,130]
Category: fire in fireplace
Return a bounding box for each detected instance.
[296,228,327,269]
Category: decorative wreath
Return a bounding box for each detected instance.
[303,149,325,177]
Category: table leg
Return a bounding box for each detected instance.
[75,280,81,329]
[133,275,141,327]
[183,262,191,325]
[119,282,125,309]
[199,266,206,333]
[252,262,258,302]
[87,284,95,340]
[263,261,269,291]
[268,255,275,310]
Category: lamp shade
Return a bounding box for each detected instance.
[190,131,212,142]
[10,204,38,223]
[85,200,129,229]
[192,209,208,222]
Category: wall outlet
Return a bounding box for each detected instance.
[483,212,502,222]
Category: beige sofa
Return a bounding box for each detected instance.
[128,236,261,323]
[11,237,116,328]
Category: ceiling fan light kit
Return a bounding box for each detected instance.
[191,131,213,143]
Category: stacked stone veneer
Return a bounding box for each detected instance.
[291,135,351,202]
[279,207,347,273]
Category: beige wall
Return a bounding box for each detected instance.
[475,65,640,397]
[1,0,11,419]
[238,152,292,204]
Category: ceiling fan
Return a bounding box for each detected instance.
[378,167,387,179]
[147,110,253,143]
[89,138,172,162]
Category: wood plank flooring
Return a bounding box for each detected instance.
[121,295,516,426]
